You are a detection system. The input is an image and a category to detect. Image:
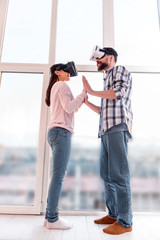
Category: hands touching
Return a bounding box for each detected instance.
[82,76,90,105]
[84,95,88,105]
[82,76,101,113]
[82,76,94,95]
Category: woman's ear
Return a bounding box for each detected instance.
[55,70,59,76]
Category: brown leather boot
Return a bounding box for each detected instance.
[103,222,132,235]
[94,215,116,224]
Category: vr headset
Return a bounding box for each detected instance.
[54,61,78,77]
[90,45,106,61]
[90,45,118,61]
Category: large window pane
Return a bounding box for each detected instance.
[56,0,103,65]
[130,73,160,211]
[1,0,52,63]
[0,73,43,205]
[114,0,160,65]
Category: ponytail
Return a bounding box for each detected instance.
[45,71,58,106]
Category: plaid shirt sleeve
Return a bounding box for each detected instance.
[112,66,130,100]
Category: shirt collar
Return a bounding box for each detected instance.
[104,66,115,79]
[105,66,114,73]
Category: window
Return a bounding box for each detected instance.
[1,0,52,63]
[0,0,160,214]
[0,73,43,205]
[130,73,160,211]
[114,0,160,66]
[56,0,103,65]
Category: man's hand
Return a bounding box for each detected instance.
[82,76,94,95]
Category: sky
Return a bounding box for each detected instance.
[0,0,160,147]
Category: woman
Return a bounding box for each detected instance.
[44,63,86,230]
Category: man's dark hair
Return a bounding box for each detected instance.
[101,47,118,62]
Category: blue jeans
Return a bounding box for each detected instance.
[100,131,132,228]
[45,127,72,223]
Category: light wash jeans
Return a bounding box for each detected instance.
[100,131,133,228]
[45,127,72,223]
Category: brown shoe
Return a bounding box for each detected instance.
[94,215,116,224]
[103,222,132,235]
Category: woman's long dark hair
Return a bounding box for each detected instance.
[45,64,63,106]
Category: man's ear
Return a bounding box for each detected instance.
[110,55,114,61]
[109,55,115,64]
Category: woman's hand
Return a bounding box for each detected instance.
[84,94,88,105]
[82,76,94,95]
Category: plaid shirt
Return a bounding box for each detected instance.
[98,65,133,138]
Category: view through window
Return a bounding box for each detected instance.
[0,73,43,205]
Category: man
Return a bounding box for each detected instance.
[82,46,133,235]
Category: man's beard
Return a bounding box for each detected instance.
[97,63,108,71]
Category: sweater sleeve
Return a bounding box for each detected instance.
[58,83,86,114]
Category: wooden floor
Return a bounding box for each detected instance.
[0,213,160,240]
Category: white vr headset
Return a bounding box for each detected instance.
[90,45,118,61]
[89,45,106,61]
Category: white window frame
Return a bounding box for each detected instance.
[0,0,160,215]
